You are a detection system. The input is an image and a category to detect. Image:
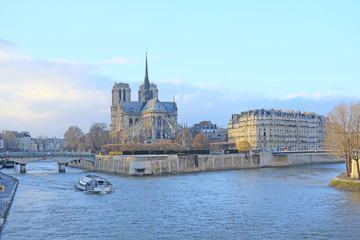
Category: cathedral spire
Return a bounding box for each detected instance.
[144,53,151,102]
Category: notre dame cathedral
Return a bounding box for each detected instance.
[110,54,182,143]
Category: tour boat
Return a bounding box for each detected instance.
[77,175,114,194]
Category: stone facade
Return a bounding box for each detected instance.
[228,109,325,151]
[110,54,182,143]
[191,121,228,143]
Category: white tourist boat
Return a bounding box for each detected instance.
[77,175,114,194]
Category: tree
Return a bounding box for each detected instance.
[64,126,84,150]
[86,122,111,153]
[210,142,236,152]
[325,102,360,178]
[193,133,210,150]
[2,130,19,150]
[175,129,193,148]
[236,140,252,151]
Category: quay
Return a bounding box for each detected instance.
[0,173,18,233]
[68,151,343,176]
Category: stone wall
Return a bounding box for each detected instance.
[67,152,342,176]
[260,152,341,167]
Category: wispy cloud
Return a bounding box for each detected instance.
[182,91,200,103]
[285,92,336,100]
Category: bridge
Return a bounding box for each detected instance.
[0,152,96,173]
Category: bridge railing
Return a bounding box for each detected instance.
[0,151,95,159]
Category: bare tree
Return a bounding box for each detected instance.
[64,126,84,151]
[175,129,193,148]
[325,102,360,178]
[2,130,19,151]
[193,133,210,150]
[86,122,111,153]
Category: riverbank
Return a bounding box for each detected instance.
[68,151,343,176]
[0,172,18,233]
[328,173,360,191]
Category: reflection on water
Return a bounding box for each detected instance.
[1,161,360,240]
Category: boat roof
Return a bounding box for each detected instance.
[80,175,109,182]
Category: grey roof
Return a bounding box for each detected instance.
[142,99,167,112]
[121,99,177,114]
[236,109,323,120]
[159,102,177,113]
[122,102,143,113]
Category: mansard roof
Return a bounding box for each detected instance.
[236,109,324,120]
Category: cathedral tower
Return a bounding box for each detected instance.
[138,53,158,102]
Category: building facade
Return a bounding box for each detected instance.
[110,54,182,143]
[191,121,228,143]
[228,109,325,151]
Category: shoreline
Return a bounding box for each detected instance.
[0,172,18,233]
[329,173,360,191]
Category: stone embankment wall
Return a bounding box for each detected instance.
[67,159,95,170]
[260,152,341,167]
[0,173,18,233]
[67,151,342,176]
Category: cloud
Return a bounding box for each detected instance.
[0,39,112,137]
[182,91,200,103]
[285,92,331,100]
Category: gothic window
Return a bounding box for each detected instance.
[156,130,161,139]
[135,118,139,123]
[150,91,153,99]
[129,118,133,126]
[157,116,162,127]
[123,89,126,101]
[119,90,122,102]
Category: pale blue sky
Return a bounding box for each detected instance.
[0,0,359,137]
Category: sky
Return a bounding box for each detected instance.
[0,0,359,138]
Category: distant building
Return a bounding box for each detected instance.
[191,121,228,143]
[228,109,325,151]
[110,54,182,143]
[32,137,64,152]
[0,134,3,150]
[17,131,32,151]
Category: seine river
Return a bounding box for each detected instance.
[1,161,360,239]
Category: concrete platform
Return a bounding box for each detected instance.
[328,173,360,191]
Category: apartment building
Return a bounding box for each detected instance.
[228,109,325,151]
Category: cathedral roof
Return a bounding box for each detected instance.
[142,98,167,112]
[121,100,177,114]
[121,102,143,113]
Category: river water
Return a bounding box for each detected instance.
[0,161,360,240]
